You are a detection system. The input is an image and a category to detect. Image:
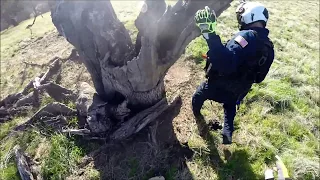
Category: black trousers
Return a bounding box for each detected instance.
[192,79,249,138]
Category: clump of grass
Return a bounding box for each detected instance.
[186,37,208,65]
[42,134,84,180]
[0,129,45,180]
[68,117,79,128]
[40,95,55,107]
[292,156,319,180]
[0,163,20,180]
[0,117,25,140]
[86,168,100,180]
[247,80,298,112]
[66,100,76,109]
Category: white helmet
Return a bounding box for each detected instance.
[236,2,269,28]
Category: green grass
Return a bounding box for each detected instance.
[186,1,319,179]
[0,129,45,180]
[86,168,100,180]
[0,117,25,140]
[0,12,57,99]
[42,134,84,180]
[1,163,20,180]
[0,12,55,60]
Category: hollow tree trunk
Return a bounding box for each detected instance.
[50,0,232,108]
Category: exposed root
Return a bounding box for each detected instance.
[36,82,77,103]
[78,94,181,168]
[22,61,46,68]
[39,58,62,84]
[14,92,37,108]
[0,58,77,124]
[0,106,33,123]
[14,102,76,131]
[14,145,41,180]
[111,94,181,140]
[61,128,91,136]
[0,93,24,108]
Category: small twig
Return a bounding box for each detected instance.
[22,61,46,68]
[61,128,91,136]
[20,64,28,86]
[25,6,39,37]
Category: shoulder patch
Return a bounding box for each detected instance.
[234,35,248,48]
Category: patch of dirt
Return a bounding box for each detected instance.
[165,58,190,88]
[1,30,92,98]
[33,140,50,162]
[164,57,206,143]
[8,31,74,67]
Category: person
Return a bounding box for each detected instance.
[192,2,275,144]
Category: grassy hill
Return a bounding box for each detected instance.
[0,1,319,180]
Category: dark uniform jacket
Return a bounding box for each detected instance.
[204,27,274,102]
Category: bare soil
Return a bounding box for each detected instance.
[1,31,91,98]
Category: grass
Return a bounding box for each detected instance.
[42,134,84,180]
[185,1,319,179]
[0,117,26,141]
[0,12,55,60]
[0,129,45,180]
[0,0,319,180]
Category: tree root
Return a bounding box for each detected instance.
[111,95,181,140]
[0,58,77,123]
[14,102,76,131]
[14,145,34,180]
[78,94,181,167]
[14,145,41,180]
[61,128,91,136]
[36,82,77,103]
[0,59,61,107]
[0,106,33,123]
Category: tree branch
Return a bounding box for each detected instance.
[110,95,181,140]
[50,0,233,107]
[14,145,35,180]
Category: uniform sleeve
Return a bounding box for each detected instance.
[205,31,257,75]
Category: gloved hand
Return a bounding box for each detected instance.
[194,6,217,34]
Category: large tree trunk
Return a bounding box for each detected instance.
[50,0,232,108]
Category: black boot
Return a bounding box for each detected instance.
[222,133,232,145]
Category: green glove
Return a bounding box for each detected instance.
[194,6,217,34]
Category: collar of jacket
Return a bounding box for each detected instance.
[242,27,270,39]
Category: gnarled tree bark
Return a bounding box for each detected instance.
[48,0,233,138]
[50,0,232,108]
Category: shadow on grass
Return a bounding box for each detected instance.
[185,54,206,66]
[75,97,194,180]
[193,56,204,65]
[194,115,262,180]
